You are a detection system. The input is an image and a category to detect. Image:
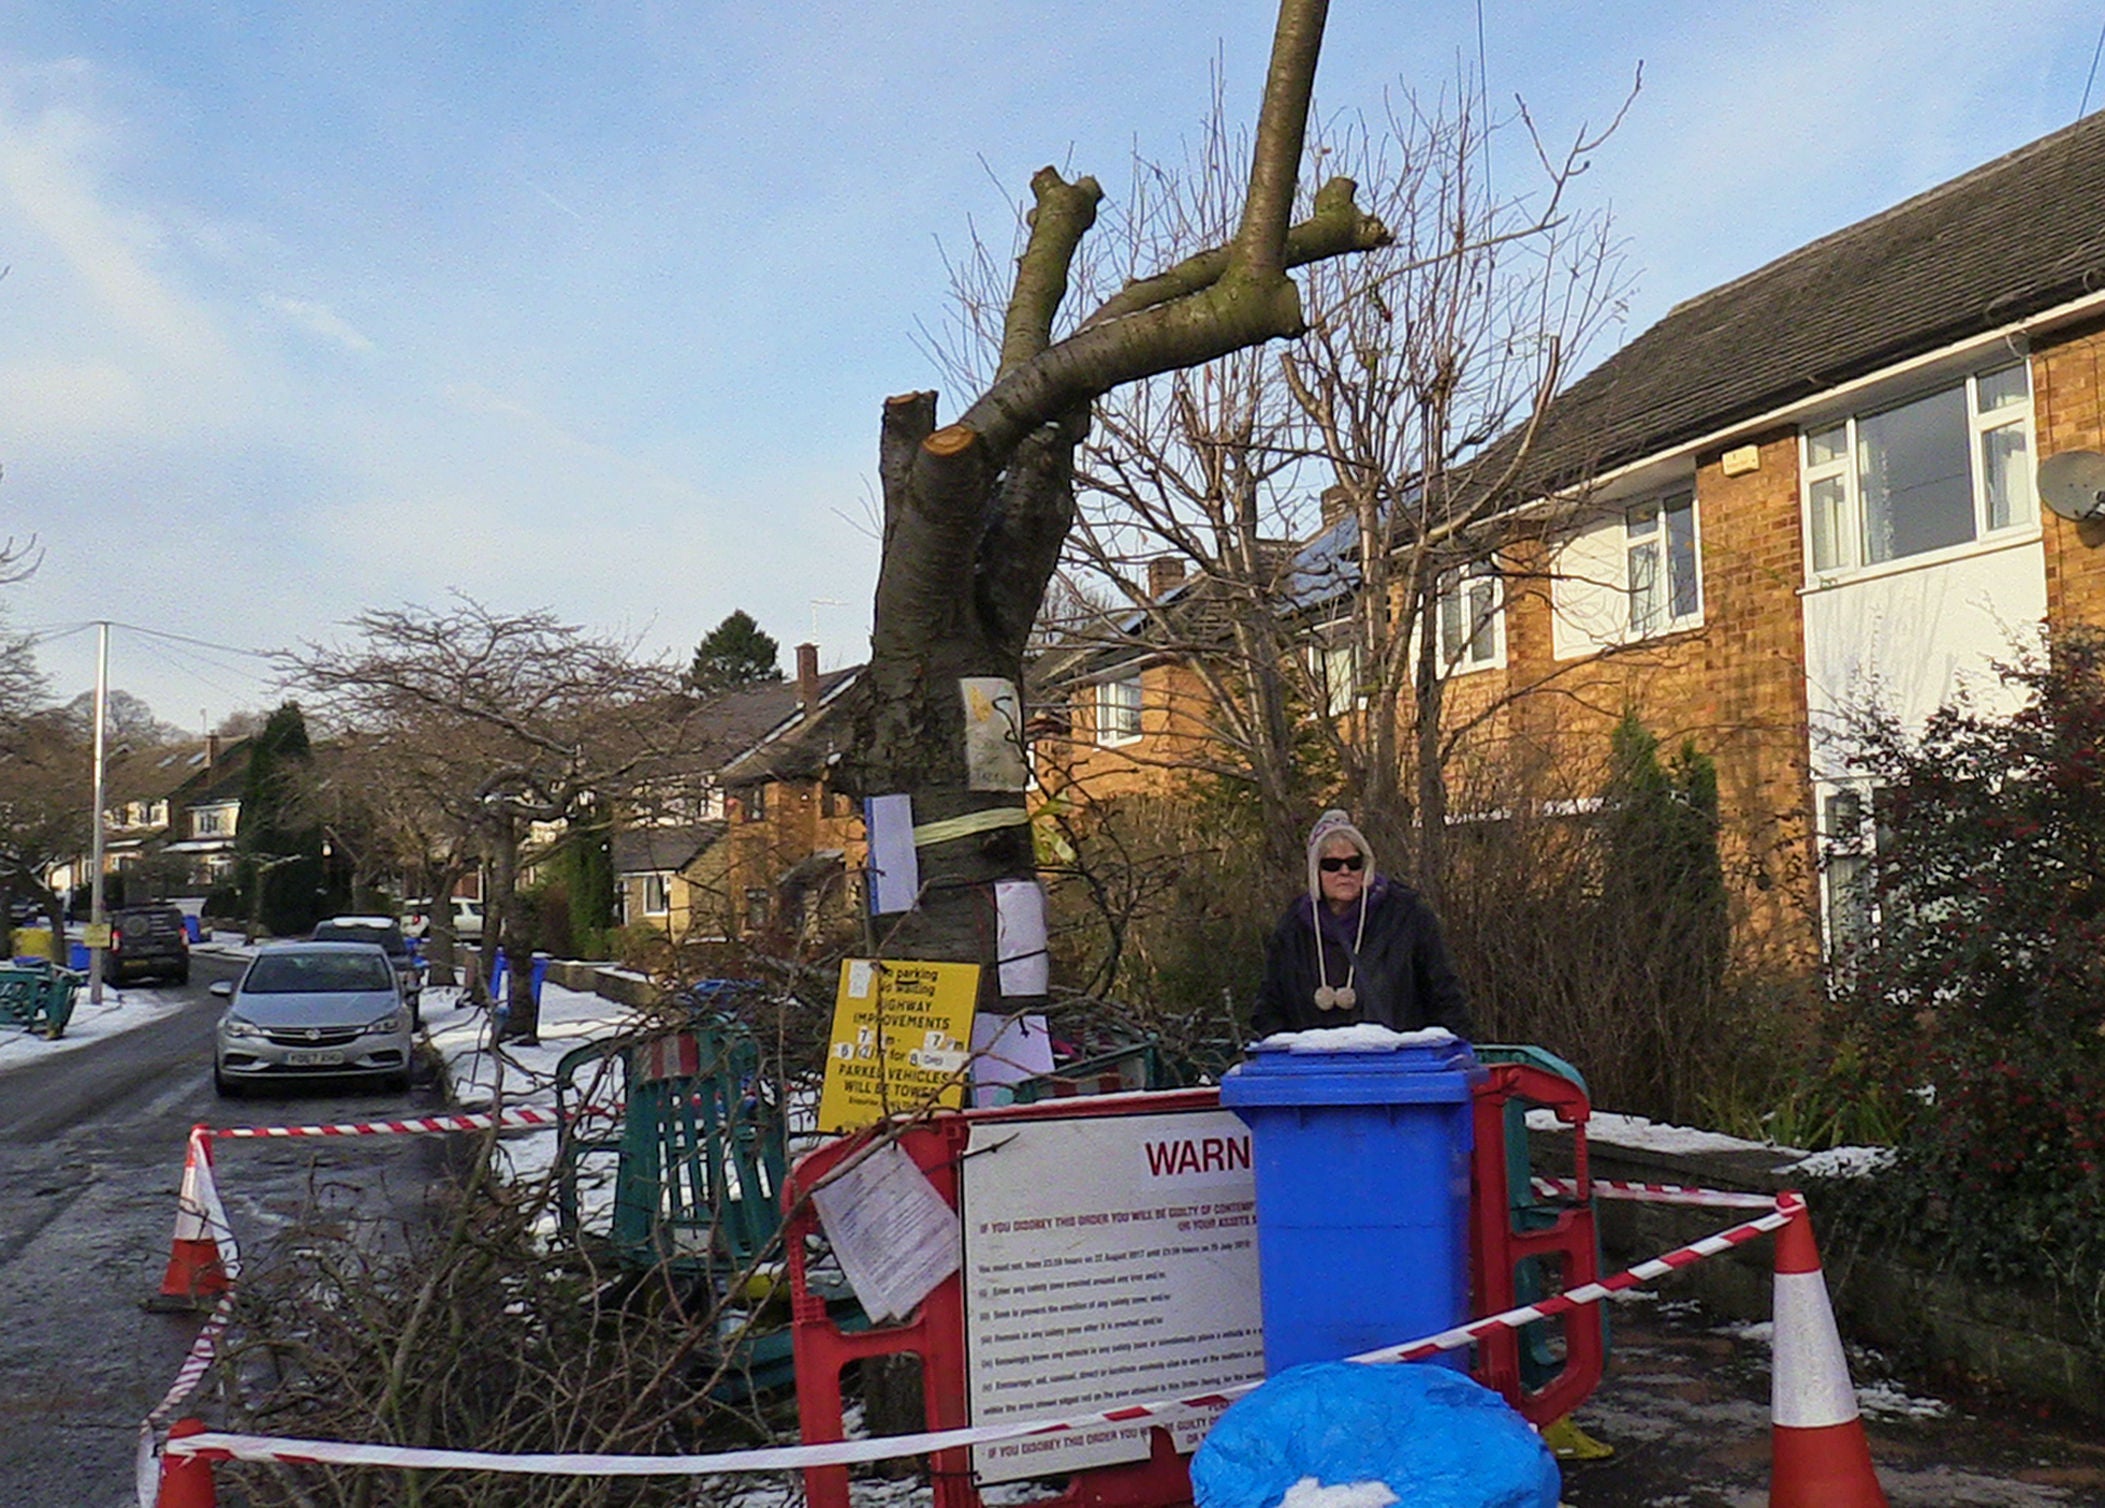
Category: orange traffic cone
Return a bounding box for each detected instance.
[153,1132,230,1309]
[1769,1202,1888,1507]
[155,1418,218,1507]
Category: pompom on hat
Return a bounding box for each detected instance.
[1305,808,1374,901]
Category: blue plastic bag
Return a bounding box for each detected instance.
[1192,1361,1559,1508]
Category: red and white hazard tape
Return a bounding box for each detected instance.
[1533,1175,1783,1210]
[1352,1191,1803,1367]
[157,1188,1805,1484]
[209,1105,566,1140]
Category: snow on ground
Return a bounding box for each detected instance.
[0,931,258,1074]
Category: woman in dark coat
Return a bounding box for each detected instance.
[1250,809,1475,1040]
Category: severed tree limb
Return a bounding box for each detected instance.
[1082,177,1392,334]
[997,170,1103,381]
[878,390,938,553]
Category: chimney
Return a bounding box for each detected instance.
[204,733,221,768]
[796,642,820,718]
[1320,485,1352,527]
[1146,556,1186,600]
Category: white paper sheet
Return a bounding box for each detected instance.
[960,677,1029,791]
[969,1012,1054,1106]
[809,1139,960,1323]
[994,878,1049,997]
[864,794,920,914]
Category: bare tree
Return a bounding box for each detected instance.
[1014,83,1637,896]
[836,0,1390,1004]
[0,708,90,940]
[285,598,686,1042]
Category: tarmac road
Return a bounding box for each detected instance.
[0,951,455,1508]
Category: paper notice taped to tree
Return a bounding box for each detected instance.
[960,677,1028,791]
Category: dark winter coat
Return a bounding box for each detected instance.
[1250,876,1475,1039]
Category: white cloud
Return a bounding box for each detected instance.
[260,293,375,353]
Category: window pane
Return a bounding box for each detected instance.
[1976,363,2028,413]
[1807,424,1847,466]
[1626,504,1657,538]
[1666,498,1699,619]
[1857,385,1973,564]
[1809,475,1849,571]
[1627,541,1660,634]
[1466,581,1497,661]
[1440,582,1464,663]
[1982,421,2029,531]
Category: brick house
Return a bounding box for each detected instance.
[81,733,254,902]
[705,645,865,942]
[1037,111,2105,967]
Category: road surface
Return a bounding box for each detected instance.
[0,952,454,1507]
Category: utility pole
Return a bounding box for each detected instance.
[87,621,109,1005]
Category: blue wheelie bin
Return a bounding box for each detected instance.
[1221,1031,1484,1375]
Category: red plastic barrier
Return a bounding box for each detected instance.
[787,1069,1601,1508]
[1468,1060,1604,1424]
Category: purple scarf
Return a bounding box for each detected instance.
[1294,874,1391,950]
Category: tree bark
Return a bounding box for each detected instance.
[841,0,1384,1004]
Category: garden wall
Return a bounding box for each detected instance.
[1580,1138,2103,1421]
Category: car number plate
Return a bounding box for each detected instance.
[286,1049,346,1067]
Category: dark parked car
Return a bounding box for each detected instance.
[106,903,190,986]
[211,941,413,1096]
[312,916,423,1027]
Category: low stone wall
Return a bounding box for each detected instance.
[1572,1136,2103,1420]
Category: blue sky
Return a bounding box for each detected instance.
[3,1,2100,729]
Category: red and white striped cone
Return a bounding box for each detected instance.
[1769,1200,1887,1508]
[153,1131,230,1308]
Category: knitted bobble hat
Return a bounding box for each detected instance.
[1305,808,1375,903]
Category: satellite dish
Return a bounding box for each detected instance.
[2037,450,2105,522]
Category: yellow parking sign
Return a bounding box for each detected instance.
[817,958,980,1132]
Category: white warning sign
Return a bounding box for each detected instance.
[959,1107,1264,1481]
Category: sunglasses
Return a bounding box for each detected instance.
[1319,854,1365,873]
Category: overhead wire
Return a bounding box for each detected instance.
[2082,16,2105,120]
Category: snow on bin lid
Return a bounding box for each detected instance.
[1221,1026,1480,1106]
[1253,1023,1458,1054]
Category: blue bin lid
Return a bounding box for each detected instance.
[1221,1031,1483,1107]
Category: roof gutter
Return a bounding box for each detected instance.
[1558,282,2105,502]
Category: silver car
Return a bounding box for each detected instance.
[211,942,414,1096]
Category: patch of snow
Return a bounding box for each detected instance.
[1712,1319,1773,1346]
[1856,1379,1951,1420]
[1253,1024,1458,1053]
[1529,1108,1806,1158]
[1279,1478,1400,1508]
[0,982,189,1074]
[1776,1145,1895,1179]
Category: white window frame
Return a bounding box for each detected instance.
[1436,560,1504,674]
[1095,670,1143,746]
[1800,363,2034,581]
[1625,491,1702,638]
[1308,631,1360,718]
[641,872,671,917]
